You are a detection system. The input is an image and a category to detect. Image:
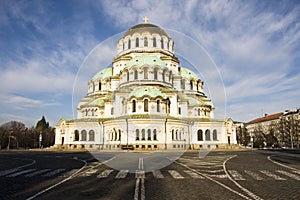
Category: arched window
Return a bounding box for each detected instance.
[161,38,164,49]
[136,37,139,47]
[153,129,157,140]
[81,130,87,141]
[134,69,138,80]
[88,130,95,141]
[197,130,203,141]
[136,129,140,140]
[190,81,193,90]
[119,129,121,141]
[166,98,170,114]
[128,39,131,49]
[147,129,151,140]
[181,79,185,89]
[154,68,158,80]
[171,130,174,140]
[99,82,101,91]
[123,42,125,50]
[132,100,136,113]
[153,37,157,47]
[141,129,145,140]
[169,71,172,81]
[111,107,114,115]
[127,71,129,81]
[144,37,148,47]
[74,130,79,141]
[198,108,201,116]
[162,70,166,82]
[156,100,160,112]
[144,68,148,79]
[205,129,211,141]
[213,129,217,141]
[144,99,149,112]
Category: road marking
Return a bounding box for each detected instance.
[25,169,51,177]
[276,170,300,180]
[228,170,246,180]
[200,169,224,173]
[267,155,299,171]
[80,169,98,177]
[0,168,22,177]
[152,170,164,179]
[6,169,36,177]
[244,170,263,180]
[42,169,65,177]
[97,169,114,178]
[138,157,144,170]
[293,170,300,175]
[168,170,184,179]
[223,156,263,200]
[115,170,128,179]
[134,178,140,200]
[135,170,145,179]
[259,170,286,180]
[184,170,204,179]
[205,174,227,178]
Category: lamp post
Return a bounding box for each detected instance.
[7,131,12,150]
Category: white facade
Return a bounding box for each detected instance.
[54,22,237,150]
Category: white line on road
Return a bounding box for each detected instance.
[97,169,114,178]
[267,155,299,171]
[244,170,263,180]
[135,170,145,179]
[152,170,164,179]
[0,158,36,177]
[276,170,300,180]
[259,170,286,180]
[25,169,51,177]
[6,169,36,177]
[42,169,65,177]
[138,157,144,170]
[184,170,204,179]
[168,170,184,179]
[228,170,246,180]
[134,178,140,200]
[115,170,128,179]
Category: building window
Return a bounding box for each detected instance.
[172,130,174,140]
[190,81,193,90]
[136,129,140,140]
[178,107,181,115]
[128,39,131,49]
[166,98,170,114]
[144,37,148,47]
[111,107,114,115]
[213,129,217,141]
[144,99,149,112]
[88,130,95,141]
[175,130,178,140]
[181,79,185,89]
[99,82,101,91]
[141,129,145,140]
[147,129,151,140]
[153,129,157,140]
[169,71,172,81]
[154,68,158,80]
[134,69,138,80]
[136,37,139,47]
[123,42,125,50]
[127,71,129,81]
[144,68,148,79]
[162,70,166,82]
[198,108,201,116]
[161,38,164,49]
[74,130,79,141]
[81,130,87,141]
[132,100,136,113]
[119,129,121,141]
[153,37,157,47]
[197,130,203,141]
[156,100,160,112]
[205,129,210,141]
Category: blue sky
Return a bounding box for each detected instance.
[0,0,299,126]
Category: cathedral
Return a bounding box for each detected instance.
[54,19,237,150]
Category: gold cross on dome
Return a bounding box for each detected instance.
[143,16,149,23]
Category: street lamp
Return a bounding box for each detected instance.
[7,130,13,150]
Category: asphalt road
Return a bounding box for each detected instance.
[0,149,299,200]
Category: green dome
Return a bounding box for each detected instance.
[92,67,112,81]
[180,67,199,80]
[125,56,166,70]
[123,23,170,38]
[127,87,166,99]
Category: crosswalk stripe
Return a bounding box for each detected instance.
[42,169,65,177]
[81,169,98,177]
[259,170,286,180]
[0,168,22,177]
[97,169,114,178]
[292,170,300,175]
[228,170,245,180]
[115,170,128,179]
[276,170,300,181]
[25,169,51,177]
[184,170,204,179]
[152,170,164,179]
[244,170,263,180]
[6,169,36,177]
[168,170,184,179]
[135,170,145,179]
